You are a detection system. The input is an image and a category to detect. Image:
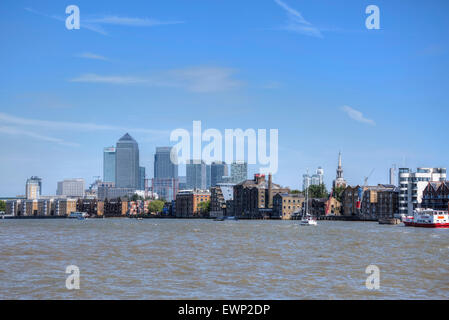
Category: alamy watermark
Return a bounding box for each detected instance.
[365,5,380,30]
[65,265,80,290]
[65,5,80,30]
[365,264,380,290]
[170,121,278,175]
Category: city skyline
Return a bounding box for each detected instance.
[1,0,449,196]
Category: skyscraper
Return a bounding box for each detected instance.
[154,147,178,179]
[231,161,247,184]
[139,166,146,190]
[153,147,179,201]
[103,147,116,183]
[26,176,42,200]
[211,161,229,187]
[115,133,140,189]
[332,152,347,189]
[186,160,206,190]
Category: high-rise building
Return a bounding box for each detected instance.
[56,179,85,197]
[26,176,42,200]
[139,166,146,190]
[230,161,247,184]
[115,133,140,189]
[186,160,206,190]
[103,147,116,183]
[398,167,446,215]
[332,152,347,189]
[303,167,324,190]
[389,166,396,186]
[206,164,211,189]
[153,147,179,201]
[211,161,229,187]
[154,147,178,180]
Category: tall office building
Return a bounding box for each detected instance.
[154,147,178,179]
[211,161,229,187]
[139,166,146,190]
[103,147,116,183]
[115,133,140,189]
[206,164,211,189]
[57,179,85,197]
[26,176,42,200]
[231,161,247,184]
[398,167,446,215]
[389,166,396,186]
[186,160,207,190]
[153,147,179,201]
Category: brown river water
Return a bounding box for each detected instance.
[0,219,448,299]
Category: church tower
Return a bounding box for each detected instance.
[333,151,347,189]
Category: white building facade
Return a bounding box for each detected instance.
[398,167,446,215]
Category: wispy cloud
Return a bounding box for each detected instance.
[273,0,322,38]
[84,16,183,27]
[341,106,375,126]
[25,7,183,36]
[0,125,80,147]
[69,67,244,93]
[0,112,169,135]
[75,52,110,61]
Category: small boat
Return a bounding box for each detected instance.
[214,217,225,221]
[224,216,238,221]
[300,215,317,226]
[68,212,89,220]
[137,217,143,221]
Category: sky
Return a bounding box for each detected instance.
[1,0,449,196]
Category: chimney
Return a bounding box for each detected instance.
[268,173,273,208]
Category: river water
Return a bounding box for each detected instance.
[0,219,448,299]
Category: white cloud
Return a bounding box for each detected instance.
[76,52,110,61]
[84,16,183,27]
[69,66,244,93]
[0,112,169,139]
[273,0,322,38]
[0,126,79,147]
[341,106,376,126]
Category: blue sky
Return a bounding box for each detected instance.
[1,0,449,196]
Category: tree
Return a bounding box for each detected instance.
[333,186,346,203]
[197,200,210,215]
[148,200,165,214]
[0,200,5,212]
[131,194,144,201]
[306,184,328,199]
[290,189,302,195]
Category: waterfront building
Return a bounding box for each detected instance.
[211,162,229,187]
[115,133,140,189]
[103,146,116,183]
[398,168,446,215]
[103,198,128,217]
[56,179,85,198]
[342,184,399,219]
[210,183,234,217]
[230,161,248,184]
[233,173,290,218]
[421,181,449,211]
[186,160,206,190]
[153,147,178,201]
[332,152,347,189]
[175,190,210,218]
[55,198,77,216]
[273,193,305,220]
[128,200,151,215]
[26,176,42,200]
[76,198,100,217]
[97,184,135,201]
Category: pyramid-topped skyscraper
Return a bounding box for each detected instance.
[115,133,140,189]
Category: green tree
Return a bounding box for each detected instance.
[332,186,346,203]
[0,200,5,212]
[148,200,165,213]
[131,194,144,201]
[306,184,329,199]
[197,200,210,215]
[290,189,302,195]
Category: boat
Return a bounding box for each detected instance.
[68,212,89,220]
[403,209,449,228]
[224,216,238,221]
[299,175,317,226]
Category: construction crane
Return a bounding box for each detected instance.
[356,169,375,214]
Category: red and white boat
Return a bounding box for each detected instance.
[403,209,449,228]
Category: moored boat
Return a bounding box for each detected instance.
[403,209,449,228]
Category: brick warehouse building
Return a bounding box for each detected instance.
[175,190,210,218]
